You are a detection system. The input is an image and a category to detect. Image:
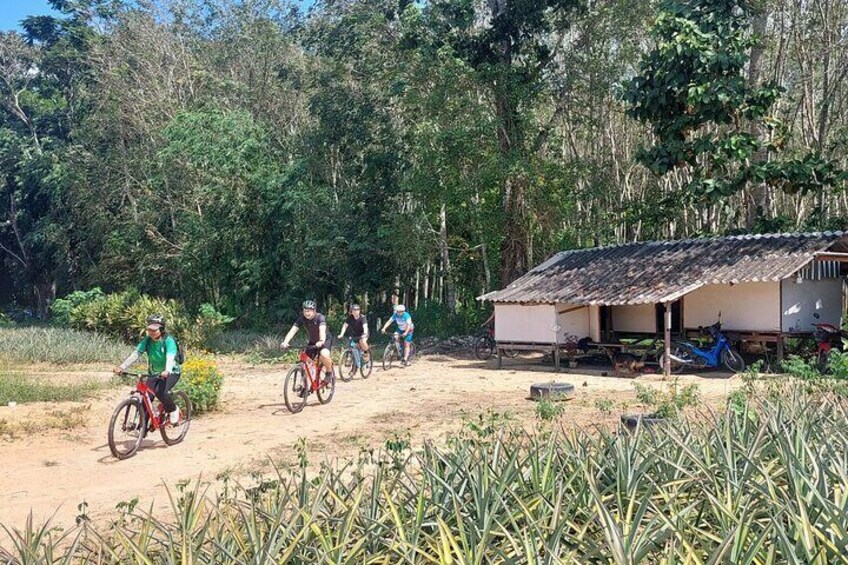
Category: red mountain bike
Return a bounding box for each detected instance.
[108,372,192,460]
[283,347,336,413]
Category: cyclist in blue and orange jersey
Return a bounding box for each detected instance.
[381,304,414,366]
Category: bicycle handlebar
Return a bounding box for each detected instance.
[117,371,152,379]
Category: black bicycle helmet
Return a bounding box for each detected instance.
[302,300,317,310]
[146,314,166,329]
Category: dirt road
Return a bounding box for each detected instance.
[1,354,740,536]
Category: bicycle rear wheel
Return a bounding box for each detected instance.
[108,397,146,460]
[360,349,373,378]
[160,391,192,446]
[317,368,335,404]
[284,365,308,413]
[382,343,396,371]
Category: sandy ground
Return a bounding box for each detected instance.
[0,353,742,540]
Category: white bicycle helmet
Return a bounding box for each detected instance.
[394,304,406,313]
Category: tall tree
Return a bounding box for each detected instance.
[622,0,845,224]
[417,0,583,285]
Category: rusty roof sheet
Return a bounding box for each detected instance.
[480,232,848,305]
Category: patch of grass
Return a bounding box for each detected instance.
[593,397,615,414]
[535,396,566,420]
[634,377,700,418]
[0,327,130,365]
[0,405,91,439]
[46,405,89,431]
[0,372,109,405]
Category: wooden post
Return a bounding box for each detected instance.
[496,345,503,369]
[663,301,672,379]
[554,345,561,372]
[776,333,784,368]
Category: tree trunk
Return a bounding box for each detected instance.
[488,0,531,287]
[439,203,457,313]
[745,7,769,229]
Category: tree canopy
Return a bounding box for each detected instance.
[1,0,846,323]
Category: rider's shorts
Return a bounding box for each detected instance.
[306,338,333,359]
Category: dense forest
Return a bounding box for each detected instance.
[1,0,847,325]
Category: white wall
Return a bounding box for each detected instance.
[589,305,602,342]
[611,304,656,333]
[494,303,558,342]
[684,282,780,331]
[781,278,843,332]
[555,304,591,341]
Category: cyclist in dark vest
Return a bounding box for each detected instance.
[113,314,182,425]
[281,300,335,381]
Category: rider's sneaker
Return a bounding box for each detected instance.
[169,408,180,426]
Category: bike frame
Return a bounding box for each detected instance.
[299,350,324,393]
[124,373,165,431]
[348,338,365,368]
[393,331,409,356]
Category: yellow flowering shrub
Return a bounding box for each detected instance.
[176,357,224,414]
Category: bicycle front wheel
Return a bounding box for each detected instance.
[360,349,373,378]
[339,350,356,382]
[317,368,335,404]
[284,365,308,413]
[108,397,146,460]
[382,343,395,371]
[160,391,192,446]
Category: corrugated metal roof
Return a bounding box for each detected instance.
[480,232,848,305]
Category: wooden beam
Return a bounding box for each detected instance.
[814,252,848,262]
[556,304,587,315]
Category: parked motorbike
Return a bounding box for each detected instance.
[664,321,746,375]
[812,313,848,372]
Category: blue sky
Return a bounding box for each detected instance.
[0,0,59,31]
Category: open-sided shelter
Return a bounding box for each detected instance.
[479,232,848,374]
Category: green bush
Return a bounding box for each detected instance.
[176,357,224,414]
[0,327,130,365]
[57,289,233,348]
[634,378,700,418]
[783,353,848,396]
[49,288,106,326]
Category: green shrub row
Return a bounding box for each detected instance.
[51,288,233,347]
